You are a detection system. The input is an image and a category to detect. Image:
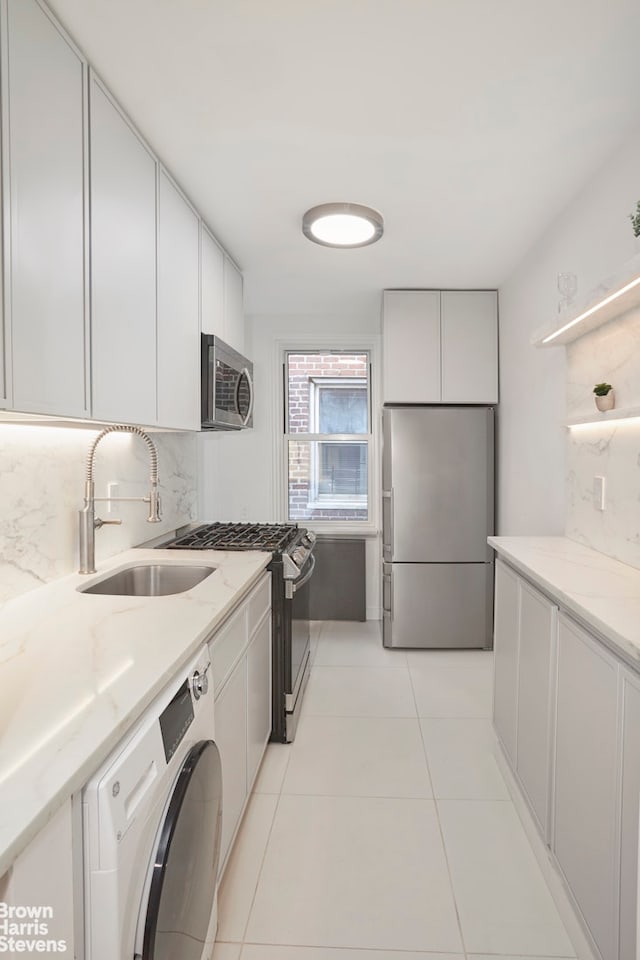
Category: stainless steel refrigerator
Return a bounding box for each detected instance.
[382,405,494,649]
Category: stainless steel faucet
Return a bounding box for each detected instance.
[78,425,162,574]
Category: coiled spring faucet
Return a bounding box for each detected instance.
[78,425,162,574]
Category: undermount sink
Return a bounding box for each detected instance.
[79,563,217,597]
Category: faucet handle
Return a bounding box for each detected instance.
[95,517,123,530]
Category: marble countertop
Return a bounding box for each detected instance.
[0,547,271,877]
[489,536,640,665]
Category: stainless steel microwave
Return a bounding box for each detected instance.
[201,334,254,430]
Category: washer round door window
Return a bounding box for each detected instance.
[138,740,222,959]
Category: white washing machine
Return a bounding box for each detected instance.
[83,644,222,960]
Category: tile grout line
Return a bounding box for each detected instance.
[409,660,471,960]
[237,749,293,946]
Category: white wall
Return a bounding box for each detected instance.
[498,127,640,536]
[0,426,197,602]
[199,312,382,618]
[565,302,640,569]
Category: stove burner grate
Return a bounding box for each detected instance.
[166,522,299,552]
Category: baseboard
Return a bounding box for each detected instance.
[494,745,599,960]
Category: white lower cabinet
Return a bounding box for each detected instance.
[493,559,519,765]
[246,612,272,788]
[493,562,557,838]
[619,669,640,960]
[215,657,248,867]
[554,614,619,960]
[493,557,639,960]
[0,800,77,955]
[516,579,556,839]
[209,572,271,872]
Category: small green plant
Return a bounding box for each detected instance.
[629,200,640,238]
[593,382,613,396]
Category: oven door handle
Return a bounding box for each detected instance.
[292,554,316,595]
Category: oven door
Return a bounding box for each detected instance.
[284,553,316,741]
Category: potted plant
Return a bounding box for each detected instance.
[593,382,614,412]
[629,201,640,251]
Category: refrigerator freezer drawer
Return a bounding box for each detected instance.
[383,562,493,649]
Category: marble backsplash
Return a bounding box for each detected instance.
[566,303,640,570]
[0,425,198,602]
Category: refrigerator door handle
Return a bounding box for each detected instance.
[382,488,394,562]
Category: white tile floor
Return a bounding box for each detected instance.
[213,621,578,960]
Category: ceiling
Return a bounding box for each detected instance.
[47,0,640,317]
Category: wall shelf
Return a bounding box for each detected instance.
[532,251,640,348]
[566,405,640,427]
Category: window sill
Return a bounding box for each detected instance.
[301,521,381,538]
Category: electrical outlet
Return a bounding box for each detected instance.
[593,475,606,511]
[240,505,249,521]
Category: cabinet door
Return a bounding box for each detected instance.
[554,614,619,960]
[619,669,640,960]
[516,580,556,840]
[7,0,88,416]
[493,559,519,765]
[157,170,200,430]
[90,75,157,424]
[382,291,440,403]
[4,800,76,954]
[441,290,498,403]
[214,660,248,871]
[201,224,224,338]
[246,611,272,790]
[223,254,244,353]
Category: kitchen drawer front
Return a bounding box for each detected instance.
[247,573,271,636]
[210,605,246,696]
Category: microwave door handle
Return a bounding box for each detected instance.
[208,347,215,423]
[238,367,254,426]
[292,554,316,594]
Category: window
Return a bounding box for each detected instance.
[285,352,370,522]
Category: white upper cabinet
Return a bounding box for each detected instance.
[223,253,244,353]
[201,226,245,353]
[200,224,225,339]
[6,0,88,417]
[383,290,441,402]
[441,291,498,403]
[89,74,157,425]
[383,289,498,404]
[0,0,245,428]
[157,171,200,430]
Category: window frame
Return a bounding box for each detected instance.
[308,376,368,508]
[277,340,380,535]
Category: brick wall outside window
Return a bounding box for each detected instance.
[286,353,369,522]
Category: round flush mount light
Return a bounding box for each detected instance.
[302,202,384,248]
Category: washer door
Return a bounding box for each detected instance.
[140,740,222,960]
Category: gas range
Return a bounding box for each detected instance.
[157,521,317,742]
[162,522,316,582]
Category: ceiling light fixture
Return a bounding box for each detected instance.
[302,202,384,248]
